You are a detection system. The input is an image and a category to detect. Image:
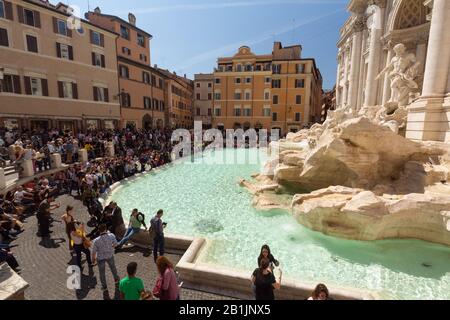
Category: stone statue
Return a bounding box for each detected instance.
[376,43,421,111]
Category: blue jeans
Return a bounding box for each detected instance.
[98,257,119,290]
[153,234,165,262]
[117,227,140,247]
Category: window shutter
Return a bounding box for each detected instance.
[126,68,129,79]
[13,75,21,94]
[100,33,104,47]
[24,76,31,95]
[34,11,41,28]
[67,28,72,38]
[41,79,48,96]
[56,43,61,58]
[0,28,8,46]
[68,45,73,60]
[104,88,109,102]
[57,81,64,98]
[72,83,78,99]
[101,55,105,68]
[91,52,96,66]
[93,87,98,101]
[52,17,58,33]
[4,1,13,20]
[17,5,24,23]
[89,30,94,44]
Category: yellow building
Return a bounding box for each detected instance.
[0,0,120,131]
[212,42,323,135]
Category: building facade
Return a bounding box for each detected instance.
[0,0,120,132]
[212,42,323,135]
[158,68,194,129]
[194,73,213,129]
[336,0,450,142]
[86,8,167,130]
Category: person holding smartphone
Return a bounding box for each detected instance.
[150,209,166,263]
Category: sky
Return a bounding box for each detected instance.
[67,0,350,89]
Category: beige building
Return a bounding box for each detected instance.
[194,73,213,129]
[0,0,120,132]
[336,0,450,142]
[212,42,323,135]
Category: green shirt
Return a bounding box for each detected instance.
[119,276,144,300]
[130,215,141,229]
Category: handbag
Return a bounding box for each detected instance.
[152,277,163,298]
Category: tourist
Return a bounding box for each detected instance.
[251,258,282,300]
[109,202,124,237]
[61,205,77,252]
[91,224,120,293]
[36,194,60,237]
[119,262,145,300]
[68,221,93,270]
[116,209,147,250]
[308,284,330,300]
[0,247,20,272]
[150,209,166,263]
[154,256,180,300]
[257,244,280,271]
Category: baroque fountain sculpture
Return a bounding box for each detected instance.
[241,44,450,246]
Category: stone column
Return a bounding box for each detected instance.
[342,48,350,106]
[421,0,450,98]
[381,47,393,105]
[347,16,365,110]
[406,0,450,142]
[20,159,34,178]
[364,3,386,107]
[335,54,342,107]
[50,153,62,169]
[78,149,88,163]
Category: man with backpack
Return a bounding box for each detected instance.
[149,209,166,263]
[115,209,146,250]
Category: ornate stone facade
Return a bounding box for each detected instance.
[336,0,450,142]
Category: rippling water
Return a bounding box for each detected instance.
[109,148,450,299]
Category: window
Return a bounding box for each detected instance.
[26,35,38,53]
[30,78,42,96]
[214,108,221,116]
[245,77,252,84]
[295,112,301,122]
[296,64,305,73]
[272,79,281,88]
[160,101,165,111]
[214,92,221,100]
[137,34,145,47]
[92,52,105,67]
[236,64,242,72]
[24,9,35,26]
[122,47,131,55]
[143,72,150,84]
[245,64,252,72]
[196,83,200,88]
[139,54,147,62]
[96,87,105,102]
[208,93,212,100]
[272,112,278,121]
[265,77,271,84]
[243,107,252,117]
[226,65,232,72]
[208,83,212,88]
[234,107,241,117]
[151,75,156,86]
[91,31,102,46]
[255,65,262,71]
[273,95,279,104]
[196,93,201,100]
[208,108,212,116]
[0,1,4,19]
[272,64,281,74]
[144,97,151,109]
[119,65,129,78]
[263,107,271,117]
[234,92,241,100]
[196,108,200,116]
[3,75,20,94]
[159,79,163,88]
[120,25,129,39]
[235,78,241,84]
[295,79,305,88]
[57,19,68,36]
[62,82,73,98]
[264,90,270,100]
[296,95,302,104]
[215,78,221,84]
[245,91,251,100]
[57,43,73,60]
[0,27,8,47]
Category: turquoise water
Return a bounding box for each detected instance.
[109,148,450,300]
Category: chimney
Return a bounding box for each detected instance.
[128,13,136,26]
[184,74,186,78]
[154,64,158,69]
[273,41,282,51]
[94,6,101,14]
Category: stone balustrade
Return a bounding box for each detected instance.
[0,263,29,300]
